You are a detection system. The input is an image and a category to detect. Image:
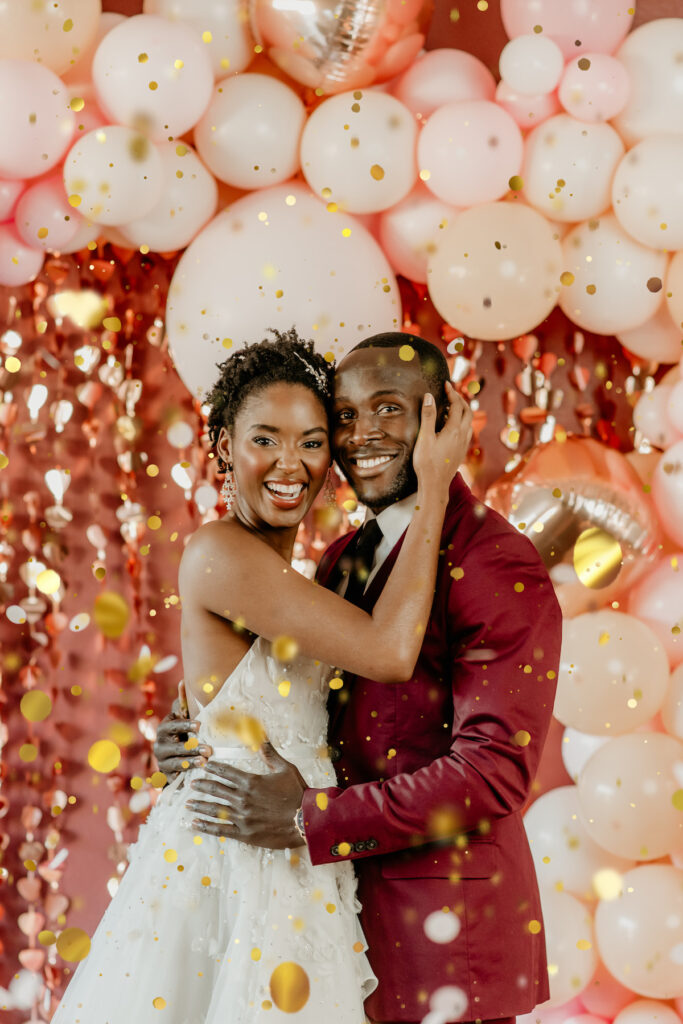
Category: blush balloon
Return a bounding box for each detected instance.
[558,53,630,124]
[393,48,496,120]
[500,0,635,59]
[613,19,683,146]
[629,554,683,668]
[495,80,561,128]
[0,60,75,180]
[378,184,458,284]
[617,304,683,366]
[0,225,44,287]
[652,439,683,548]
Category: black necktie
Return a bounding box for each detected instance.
[342,518,383,607]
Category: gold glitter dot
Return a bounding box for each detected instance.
[202,30,213,43]
[63,18,73,31]
[647,276,662,292]
[174,59,184,69]
[528,919,542,934]
[573,527,622,589]
[577,939,592,950]
[21,691,52,723]
[599,631,610,646]
[5,355,21,372]
[592,868,622,900]
[251,947,262,961]
[672,789,683,811]
[329,676,344,690]
[326,903,336,913]
[514,582,525,593]
[278,679,291,697]
[370,164,385,181]
[39,930,56,946]
[138,52,149,63]
[20,743,38,762]
[586,284,596,295]
[477,0,488,9]
[152,997,166,1009]
[103,316,121,331]
[513,730,531,747]
[57,928,91,962]
[164,849,178,863]
[316,793,328,810]
[36,569,60,595]
[272,635,298,662]
[508,175,524,191]
[399,344,415,361]
[149,81,158,90]
[560,271,574,286]
[450,567,465,581]
[269,962,310,1013]
[88,739,121,773]
[342,227,352,237]
[577,57,591,70]
[146,464,159,477]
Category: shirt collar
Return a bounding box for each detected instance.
[364,491,416,549]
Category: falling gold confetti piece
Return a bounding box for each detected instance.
[278,679,291,697]
[342,499,357,512]
[20,743,38,762]
[0,453,8,470]
[528,920,542,934]
[577,939,592,950]
[508,175,524,191]
[399,344,415,361]
[57,928,91,962]
[5,356,21,372]
[88,739,121,773]
[419,169,431,181]
[103,316,122,331]
[152,997,166,1009]
[329,677,343,690]
[285,194,296,206]
[577,57,591,70]
[573,527,622,590]
[316,793,328,811]
[514,582,525,593]
[63,18,73,31]
[202,30,213,42]
[672,789,683,811]
[251,947,262,961]
[598,631,610,646]
[146,464,159,477]
[20,690,52,723]
[94,591,129,638]
[269,962,311,1013]
[450,567,465,581]
[508,429,520,444]
[130,776,143,790]
[201,876,211,886]
[337,842,352,856]
[174,59,184,69]
[150,771,167,788]
[370,164,385,180]
[593,868,622,900]
[326,903,336,913]
[560,271,575,286]
[341,227,352,237]
[262,1000,273,1009]
[70,96,85,112]
[353,940,364,952]
[164,849,178,863]
[39,930,57,946]
[387,748,397,759]
[513,730,531,747]
[147,515,162,531]
[36,569,61,595]
[272,635,298,662]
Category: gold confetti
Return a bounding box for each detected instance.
[164,849,178,863]
[149,81,158,91]
[36,569,61,595]
[326,903,336,913]
[598,631,610,646]
[508,175,524,191]
[272,635,298,662]
[0,452,8,470]
[20,744,38,762]
[672,789,683,811]
[399,344,415,361]
[353,940,365,952]
[278,679,291,697]
[150,771,167,788]
[573,527,622,589]
[560,271,575,286]
[577,57,591,70]
[201,876,211,886]
[370,164,385,180]
[94,591,129,638]
[269,962,311,1013]
[63,18,73,31]
[316,793,328,810]
[514,582,525,593]
[450,567,465,581]
[147,515,162,531]
[57,927,91,962]
[88,739,121,773]
[39,930,56,945]
[174,59,184,69]
[103,316,121,331]
[528,919,542,934]
[152,997,166,1009]
[251,947,262,961]
[5,356,21,373]
[328,677,343,690]
[512,730,531,747]
[337,841,352,856]
[592,868,622,900]
[20,691,52,723]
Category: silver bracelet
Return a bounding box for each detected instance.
[293,806,306,841]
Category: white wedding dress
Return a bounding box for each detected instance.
[53,637,377,1023]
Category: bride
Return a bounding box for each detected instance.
[52,329,468,1023]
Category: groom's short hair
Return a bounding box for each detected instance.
[350,332,451,428]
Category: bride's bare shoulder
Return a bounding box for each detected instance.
[180,519,250,576]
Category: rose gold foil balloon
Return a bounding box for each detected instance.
[249,0,433,94]
[486,435,660,578]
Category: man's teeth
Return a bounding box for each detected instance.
[355,456,394,469]
[266,483,304,497]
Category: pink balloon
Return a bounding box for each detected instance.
[0,179,25,222]
[495,79,561,128]
[0,224,44,286]
[633,385,682,452]
[518,997,585,1024]
[617,303,683,366]
[378,184,458,284]
[667,381,683,437]
[392,48,496,120]
[559,53,630,123]
[500,0,635,58]
[14,175,83,253]
[0,60,74,179]
[580,960,635,1019]
[629,553,683,667]
[565,1015,609,1024]
[653,439,683,547]
[418,100,523,207]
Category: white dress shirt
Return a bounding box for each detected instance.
[335,491,416,598]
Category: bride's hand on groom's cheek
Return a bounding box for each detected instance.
[185,743,307,850]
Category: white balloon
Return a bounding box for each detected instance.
[613,19,683,145]
[662,664,683,742]
[63,126,164,226]
[539,888,598,1007]
[617,303,683,366]
[633,386,682,451]
[120,142,217,252]
[166,184,401,398]
[0,225,44,287]
[559,213,667,336]
[561,728,610,784]
[524,785,635,898]
[300,91,417,214]
[614,1001,683,1024]
[522,114,624,223]
[143,0,254,78]
[194,73,305,190]
[612,136,683,251]
[499,34,564,96]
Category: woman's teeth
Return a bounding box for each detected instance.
[265,482,305,497]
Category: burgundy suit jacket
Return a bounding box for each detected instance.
[302,474,562,1023]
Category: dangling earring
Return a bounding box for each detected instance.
[221,463,237,511]
[324,468,337,508]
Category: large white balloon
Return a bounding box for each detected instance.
[119,142,217,252]
[595,864,683,998]
[522,114,624,223]
[612,137,683,251]
[617,303,683,365]
[300,91,417,214]
[524,785,635,899]
[143,0,254,78]
[166,184,401,399]
[499,34,564,96]
[194,74,305,190]
[613,19,683,146]
[559,213,667,336]
[561,728,609,784]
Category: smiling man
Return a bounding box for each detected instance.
[154,331,562,1024]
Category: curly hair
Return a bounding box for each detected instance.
[205,327,336,473]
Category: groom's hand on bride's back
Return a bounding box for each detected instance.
[153,681,213,778]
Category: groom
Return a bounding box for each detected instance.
[154,332,562,1024]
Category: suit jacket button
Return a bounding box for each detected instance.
[330,845,339,856]
[329,746,342,763]
[355,841,366,852]
[366,838,378,850]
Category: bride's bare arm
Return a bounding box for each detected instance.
[179,387,471,684]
